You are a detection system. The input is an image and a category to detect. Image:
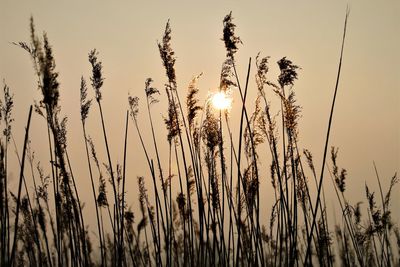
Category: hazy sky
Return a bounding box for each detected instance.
[1,1,399,226]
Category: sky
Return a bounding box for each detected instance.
[1,1,399,232]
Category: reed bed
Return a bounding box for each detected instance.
[0,10,398,267]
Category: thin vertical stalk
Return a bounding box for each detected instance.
[305,9,349,265]
[96,101,120,265]
[82,124,104,266]
[119,111,129,267]
[10,105,33,266]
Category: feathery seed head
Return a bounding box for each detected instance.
[40,33,60,113]
[164,87,180,142]
[158,20,177,88]
[128,95,139,121]
[1,83,14,142]
[88,49,104,102]
[80,77,91,123]
[220,57,237,92]
[222,12,242,58]
[255,53,270,97]
[202,104,221,150]
[277,57,299,88]
[186,73,202,131]
[145,78,160,105]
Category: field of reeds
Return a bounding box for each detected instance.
[0,10,399,267]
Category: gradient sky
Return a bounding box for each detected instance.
[1,1,399,228]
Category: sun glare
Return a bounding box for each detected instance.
[211,91,232,110]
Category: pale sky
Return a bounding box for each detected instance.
[1,1,399,229]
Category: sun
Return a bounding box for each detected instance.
[211,91,232,110]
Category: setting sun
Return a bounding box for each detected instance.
[211,91,232,110]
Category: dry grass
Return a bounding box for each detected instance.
[0,10,398,267]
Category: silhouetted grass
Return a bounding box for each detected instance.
[1,9,398,267]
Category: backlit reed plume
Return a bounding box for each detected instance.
[222,11,242,58]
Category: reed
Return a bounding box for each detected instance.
[3,9,398,267]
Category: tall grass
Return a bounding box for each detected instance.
[1,10,398,267]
